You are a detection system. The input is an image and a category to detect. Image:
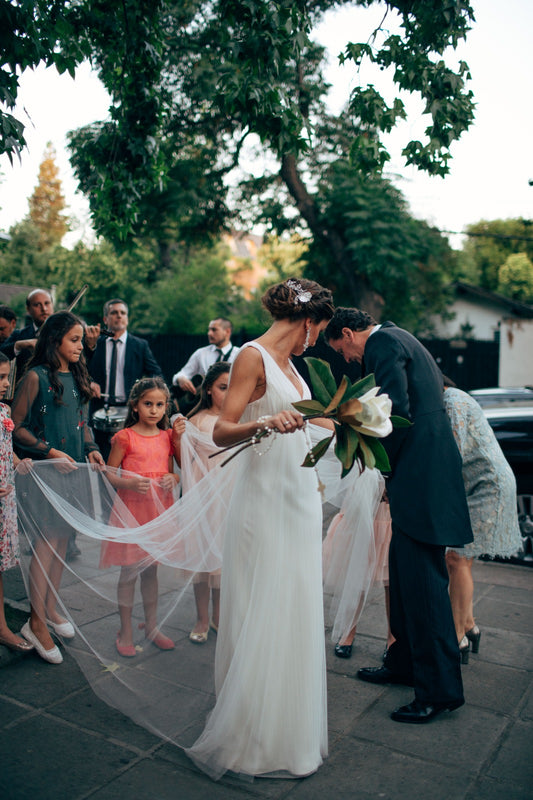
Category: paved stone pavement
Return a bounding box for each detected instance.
[1,557,532,800]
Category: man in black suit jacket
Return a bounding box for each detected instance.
[1,289,56,393]
[0,305,17,345]
[325,308,473,724]
[87,298,163,457]
[1,288,54,358]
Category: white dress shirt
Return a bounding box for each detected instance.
[106,332,127,403]
[172,342,240,386]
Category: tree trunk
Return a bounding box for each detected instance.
[279,153,385,319]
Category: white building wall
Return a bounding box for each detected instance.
[432,298,502,340]
[499,318,533,386]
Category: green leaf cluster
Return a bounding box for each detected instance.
[293,357,392,477]
[343,1,475,177]
[456,219,533,294]
[497,253,533,304]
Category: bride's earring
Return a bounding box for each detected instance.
[303,325,311,351]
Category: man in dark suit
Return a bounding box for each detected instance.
[325,308,473,724]
[1,288,54,362]
[87,298,163,457]
[1,289,60,400]
[0,305,17,345]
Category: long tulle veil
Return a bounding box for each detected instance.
[15,422,383,752]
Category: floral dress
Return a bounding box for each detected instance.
[444,387,522,558]
[0,402,19,572]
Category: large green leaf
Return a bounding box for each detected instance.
[356,432,376,470]
[292,399,326,416]
[341,373,376,401]
[301,434,335,467]
[304,357,337,405]
[391,415,412,428]
[364,436,391,472]
[334,424,360,477]
[323,376,348,415]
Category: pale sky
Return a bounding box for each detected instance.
[0,0,531,250]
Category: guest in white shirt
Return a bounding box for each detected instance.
[172,318,239,396]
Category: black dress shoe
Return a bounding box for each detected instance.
[357,665,413,686]
[334,643,353,659]
[391,698,464,724]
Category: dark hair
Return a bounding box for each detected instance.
[324,307,377,341]
[0,351,9,366]
[27,311,92,403]
[188,362,231,419]
[103,298,129,317]
[124,377,170,429]
[0,305,16,323]
[212,317,232,331]
[261,278,334,323]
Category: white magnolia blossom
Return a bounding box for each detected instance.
[354,386,393,438]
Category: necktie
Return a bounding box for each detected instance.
[215,348,223,363]
[108,340,119,404]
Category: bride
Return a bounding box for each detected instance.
[186,278,335,780]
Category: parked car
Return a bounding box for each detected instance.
[482,405,533,564]
[470,386,533,407]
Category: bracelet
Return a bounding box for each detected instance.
[252,415,276,456]
[256,415,271,433]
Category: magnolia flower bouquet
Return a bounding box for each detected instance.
[216,357,410,475]
[294,357,409,477]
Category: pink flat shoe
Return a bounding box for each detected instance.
[146,631,175,651]
[115,636,136,658]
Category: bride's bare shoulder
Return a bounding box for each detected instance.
[233,343,263,369]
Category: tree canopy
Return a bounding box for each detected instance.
[457,218,533,293]
[498,252,533,304]
[28,143,69,249]
[2,0,477,323]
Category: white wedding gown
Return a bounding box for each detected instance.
[186,342,328,780]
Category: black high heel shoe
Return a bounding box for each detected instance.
[465,624,481,653]
[334,643,353,659]
[459,635,470,664]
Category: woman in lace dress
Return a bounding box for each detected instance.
[186,278,334,780]
[443,380,521,660]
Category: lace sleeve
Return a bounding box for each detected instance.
[444,389,470,456]
[11,370,51,457]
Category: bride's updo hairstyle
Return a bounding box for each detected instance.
[262,278,334,323]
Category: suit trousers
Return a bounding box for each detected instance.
[384,525,464,706]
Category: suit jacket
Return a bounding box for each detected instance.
[0,324,35,360]
[363,322,473,548]
[0,324,40,388]
[88,333,163,414]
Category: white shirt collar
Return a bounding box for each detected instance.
[110,331,128,345]
[214,342,232,353]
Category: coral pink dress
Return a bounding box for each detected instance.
[100,427,174,567]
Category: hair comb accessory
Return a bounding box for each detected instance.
[286,280,312,304]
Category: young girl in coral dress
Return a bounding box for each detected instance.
[100,377,185,657]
